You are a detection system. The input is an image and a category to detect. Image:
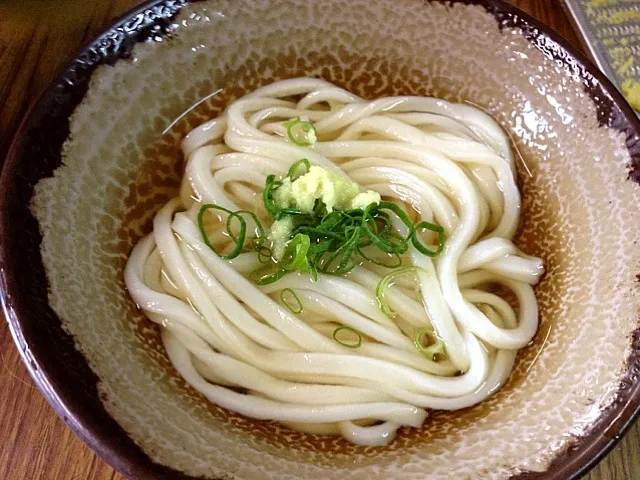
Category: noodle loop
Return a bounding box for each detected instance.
[124,78,543,446]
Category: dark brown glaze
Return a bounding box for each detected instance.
[0,1,206,479]
[459,3,640,479]
[513,327,640,480]
[0,1,639,480]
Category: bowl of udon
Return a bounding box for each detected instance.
[2,0,640,479]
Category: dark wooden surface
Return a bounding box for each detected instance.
[0,1,638,479]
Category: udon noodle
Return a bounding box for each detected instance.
[124,78,544,446]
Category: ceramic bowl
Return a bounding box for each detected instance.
[2,1,640,479]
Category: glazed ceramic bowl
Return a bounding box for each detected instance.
[2,1,640,479]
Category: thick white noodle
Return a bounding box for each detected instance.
[124,77,544,447]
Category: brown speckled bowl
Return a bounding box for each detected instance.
[1,1,640,479]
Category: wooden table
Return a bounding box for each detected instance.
[0,1,638,479]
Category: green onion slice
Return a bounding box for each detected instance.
[411,221,445,257]
[287,158,312,179]
[282,234,311,272]
[280,288,303,314]
[249,264,288,285]
[332,326,362,348]
[358,248,403,269]
[198,204,247,259]
[284,117,317,147]
[263,175,281,218]
[413,327,446,361]
[235,209,265,245]
[361,203,409,254]
[376,266,427,316]
[377,201,416,233]
[258,246,273,263]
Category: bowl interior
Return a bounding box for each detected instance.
[6,0,640,479]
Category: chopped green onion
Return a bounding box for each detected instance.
[276,208,308,220]
[318,225,362,274]
[198,204,247,259]
[375,266,426,316]
[263,175,281,218]
[206,160,446,287]
[411,221,445,257]
[332,326,362,348]
[287,158,312,179]
[358,248,403,268]
[282,233,311,271]
[258,246,273,263]
[235,209,265,246]
[249,264,288,285]
[280,288,303,314]
[361,202,409,254]
[413,327,446,361]
[284,117,317,147]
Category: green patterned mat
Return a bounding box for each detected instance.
[563,0,640,111]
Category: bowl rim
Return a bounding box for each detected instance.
[1,1,639,479]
